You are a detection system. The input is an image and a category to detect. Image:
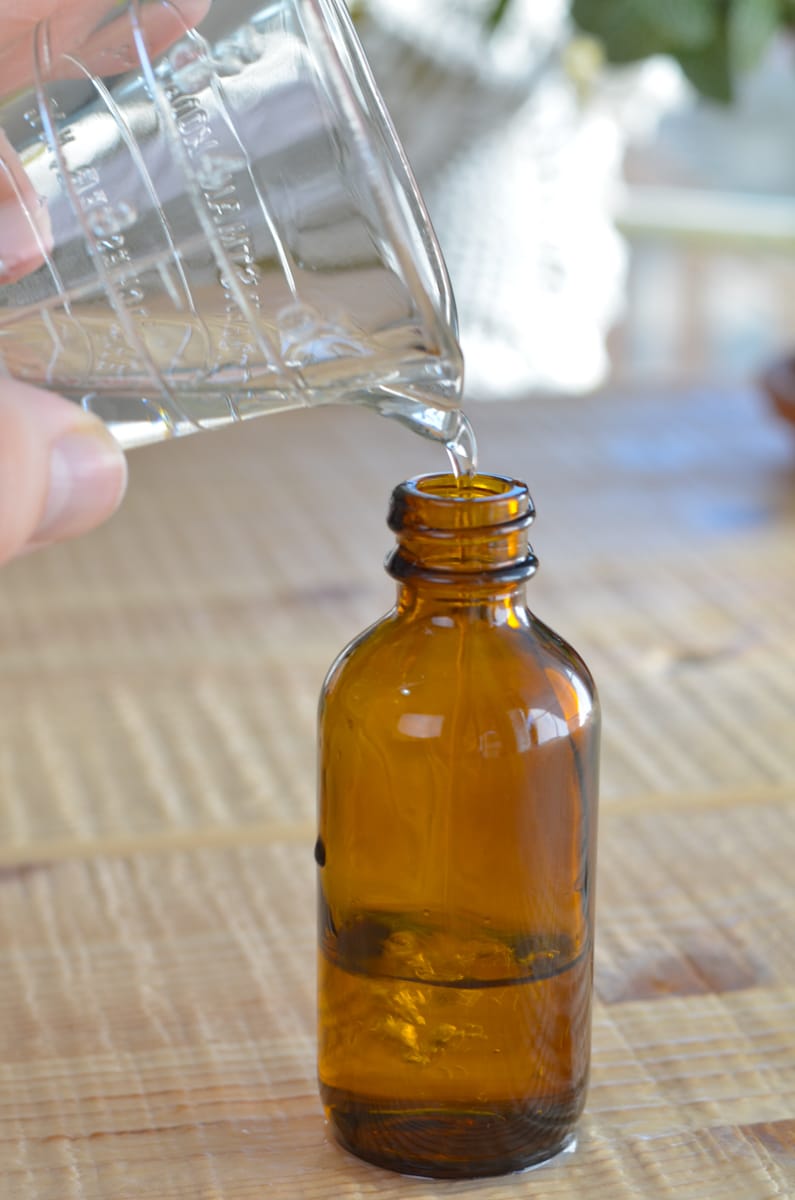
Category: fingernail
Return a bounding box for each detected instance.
[34,428,128,543]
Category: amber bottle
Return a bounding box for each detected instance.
[316,473,599,1179]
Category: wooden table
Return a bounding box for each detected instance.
[2,385,794,1198]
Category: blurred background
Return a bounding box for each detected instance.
[350,0,795,416]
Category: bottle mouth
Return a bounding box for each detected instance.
[386,473,537,584]
[388,473,534,534]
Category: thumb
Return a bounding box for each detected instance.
[0,380,127,564]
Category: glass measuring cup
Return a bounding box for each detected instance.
[0,0,465,453]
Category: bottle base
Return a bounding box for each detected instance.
[322,1086,582,1179]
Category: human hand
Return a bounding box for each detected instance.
[0,379,127,564]
[0,0,210,565]
[0,0,211,97]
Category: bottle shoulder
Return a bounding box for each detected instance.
[320,605,598,733]
[320,608,398,694]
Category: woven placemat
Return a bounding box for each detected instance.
[1,806,793,1197]
[0,388,792,858]
[0,386,793,1196]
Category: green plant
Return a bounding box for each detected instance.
[486,0,795,102]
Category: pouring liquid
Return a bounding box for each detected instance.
[444,409,477,479]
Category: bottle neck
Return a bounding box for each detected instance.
[385,474,537,611]
[395,580,530,623]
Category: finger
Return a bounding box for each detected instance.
[0,380,127,564]
[0,0,67,43]
[75,0,213,78]
[0,0,212,96]
[0,0,117,97]
[0,0,210,278]
[0,130,53,286]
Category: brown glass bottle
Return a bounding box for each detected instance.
[316,473,599,1179]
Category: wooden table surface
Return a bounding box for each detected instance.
[1,385,794,1198]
